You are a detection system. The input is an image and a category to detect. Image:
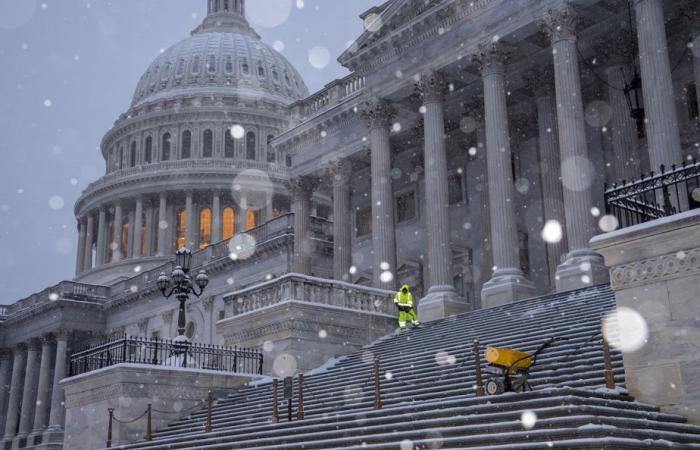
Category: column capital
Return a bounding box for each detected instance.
[41,334,55,345]
[53,328,70,341]
[360,98,396,130]
[522,66,555,97]
[462,95,485,122]
[27,338,42,351]
[415,69,448,103]
[14,343,27,352]
[540,3,581,43]
[326,160,353,187]
[287,176,320,199]
[472,41,510,77]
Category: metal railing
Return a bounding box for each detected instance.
[69,335,263,377]
[604,159,700,228]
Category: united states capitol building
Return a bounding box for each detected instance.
[2,0,700,449]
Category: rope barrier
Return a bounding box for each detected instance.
[112,408,149,424]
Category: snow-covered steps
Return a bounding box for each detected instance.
[108,285,700,450]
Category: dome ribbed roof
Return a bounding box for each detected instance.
[131,6,308,107]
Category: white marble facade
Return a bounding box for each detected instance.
[1,0,700,447]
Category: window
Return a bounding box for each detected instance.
[316,205,331,220]
[396,191,417,224]
[199,208,212,249]
[267,135,275,162]
[246,209,257,230]
[218,310,225,321]
[176,58,185,78]
[225,56,234,75]
[285,154,292,167]
[222,207,235,239]
[118,146,123,170]
[203,129,213,158]
[207,55,216,74]
[272,195,290,217]
[687,82,699,120]
[161,134,170,161]
[246,131,256,160]
[192,56,201,75]
[241,59,250,75]
[140,217,147,255]
[181,130,191,159]
[225,128,235,158]
[272,68,279,83]
[121,218,129,258]
[448,172,465,205]
[176,209,186,249]
[130,142,137,167]
[143,139,152,164]
[258,64,265,78]
[355,207,372,237]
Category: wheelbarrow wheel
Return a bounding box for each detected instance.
[485,377,505,395]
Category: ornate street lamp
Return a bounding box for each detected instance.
[157,248,209,341]
[623,1,645,136]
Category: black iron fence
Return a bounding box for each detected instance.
[69,335,263,377]
[604,159,700,228]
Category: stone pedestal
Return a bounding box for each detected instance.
[61,365,254,450]
[591,209,700,424]
[219,274,395,375]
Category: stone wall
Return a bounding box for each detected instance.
[591,209,700,424]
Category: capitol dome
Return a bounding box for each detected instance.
[131,2,308,107]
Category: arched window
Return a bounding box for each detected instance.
[143,139,151,164]
[225,128,235,158]
[246,209,257,230]
[130,142,137,167]
[272,68,279,83]
[199,208,212,249]
[246,131,256,160]
[117,147,123,170]
[241,59,250,76]
[267,135,275,162]
[225,56,234,75]
[181,130,191,159]
[161,133,170,161]
[176,209,186,249]
[207,55,216,74]
[203,129,213,158]
[257,65,265,78]
[176,58,185,78]
[192,56,201,75]
[222,207,235,240]
[121,217,129,258]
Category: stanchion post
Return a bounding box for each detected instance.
[297,374,305,420]
[145,403,153,441]
[205,391,213,432]
[271,379,279,424]
[373,356,382,410]
[601,320,615,389]
[106,408,114,448]
[473,337,485,397]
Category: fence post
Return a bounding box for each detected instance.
[106,408,114,448]
[373,356,382,410]
[472,337,485,397]
[258,351,264,375]
[122,336,127,363]
[145,403,152,441]
[205,391,213,432]
[297,374,304,420]
[271,379,279,424]
[601,321,615,389]
[233,346,238,372]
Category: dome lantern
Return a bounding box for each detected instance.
[194,0,256,36]
[208,0,245,16]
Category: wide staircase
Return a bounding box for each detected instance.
[111,285,700,449]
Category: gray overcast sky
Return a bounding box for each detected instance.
[0,0,378,302]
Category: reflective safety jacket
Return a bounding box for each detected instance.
[394,284,413,307]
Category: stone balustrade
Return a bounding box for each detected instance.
[1,282,109,321]
[223,273,395,318]
[289,73,366,120]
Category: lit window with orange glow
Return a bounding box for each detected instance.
[121,220,129,257]
[199,208,212,249]
[246,209,257,230]
[176,209,186,249]
[222,207,235,240]
[140,222,147,255]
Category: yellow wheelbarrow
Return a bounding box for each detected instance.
[483,338,555,395]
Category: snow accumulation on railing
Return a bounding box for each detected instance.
[289,73,366,120]
[3,281,110,321]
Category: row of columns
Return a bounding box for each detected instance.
[1,332,69,445]
[76,190,275,275]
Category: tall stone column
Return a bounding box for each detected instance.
[0,350,13,438]
[360,99,398,290]
[212,191,222,243]
[45,331,68,438]
[592,31,642,181]
[31,336,54,435]
[4,345,26,441]
[327,160,353,281]
[472,42,535,307]
[133,197,144,257]
[289,176,319,275]
[157,193,168,256]
[695,34,700,118]
[75,218,86,276]
[17,339,42,439]
[634,0,683,169]
[524,67,568,286]
[83,213,95,272]
[112,202,123,262]
[541,3,609,292]
[126,209,136,258]
[95,208,107,266]
[415,70,468,320]
[185,191,194,248]
[144,203,154,257]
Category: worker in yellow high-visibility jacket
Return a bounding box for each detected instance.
[394,284,419,330]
